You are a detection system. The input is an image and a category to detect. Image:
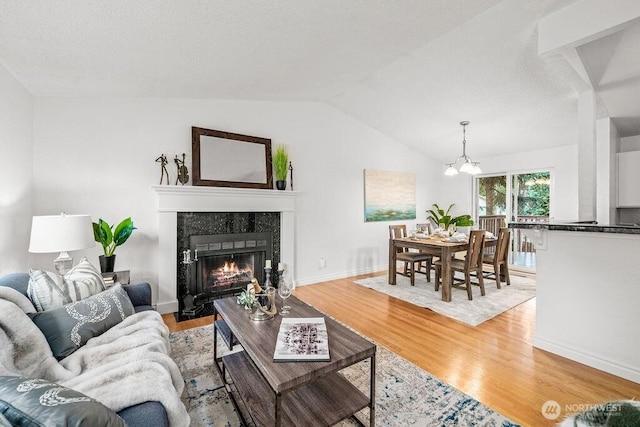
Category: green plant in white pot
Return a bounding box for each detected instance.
[426,203,456,229]
[453,216,475,236]
[427,203,474,234]
[273,144,289,190]
[92,217,136,273]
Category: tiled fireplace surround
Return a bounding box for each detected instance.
[152,186,298,314]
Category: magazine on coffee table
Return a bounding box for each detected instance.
[273,317,330,362]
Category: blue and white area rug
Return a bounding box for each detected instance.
[170,324,518,426]
[355,272,536,326]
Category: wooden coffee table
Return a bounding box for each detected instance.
[213,295,376,426]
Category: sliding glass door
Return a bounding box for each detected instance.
[475,170,551,270]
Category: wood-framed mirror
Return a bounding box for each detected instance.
[192,127,273,189]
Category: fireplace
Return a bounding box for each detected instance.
[180,232,273,317]
[177,212,279,320]
[152,185,298,316]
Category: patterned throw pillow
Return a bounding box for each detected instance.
[29,284,135,360]
[28,257,106,312]
[0,376,124,427]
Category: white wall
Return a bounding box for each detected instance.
[31,97,440,290]
[0,63,33,275]
[619,134,640,152]
[596,118,620,225]
[439,144,579,222]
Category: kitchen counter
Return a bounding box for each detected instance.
[511,222,640,383]
[509,221,640,235]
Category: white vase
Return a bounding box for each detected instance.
[457,226,471,236]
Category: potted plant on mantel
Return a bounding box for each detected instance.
[273,144,289,190]
[92,217,136,273]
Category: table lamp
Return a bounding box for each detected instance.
[28,213,95,275]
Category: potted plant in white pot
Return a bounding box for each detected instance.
[453,216,474,236]
[92,217,136,273]
[273,144,289,190]
[426,203,474,235]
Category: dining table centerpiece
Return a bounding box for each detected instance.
[427,203,474,235]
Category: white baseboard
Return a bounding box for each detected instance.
[295,265,387,286]
[533,336,640,384]
[156,299,179,314]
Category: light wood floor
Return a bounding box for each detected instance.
[163,272,640,426]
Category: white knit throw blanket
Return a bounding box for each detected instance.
[0,287,189,427]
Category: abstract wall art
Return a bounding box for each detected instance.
[364,169,416,222]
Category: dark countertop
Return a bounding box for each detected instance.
[508,221,640,235]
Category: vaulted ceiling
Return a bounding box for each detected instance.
[1,0,638,163]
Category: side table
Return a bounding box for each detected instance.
[101,270,130,288]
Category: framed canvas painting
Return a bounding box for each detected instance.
[364,169,416,222]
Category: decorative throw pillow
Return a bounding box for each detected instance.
[0,376,124,427]
[29,284,135,360]
[28,257,106,312]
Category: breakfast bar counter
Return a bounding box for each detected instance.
[510,221,640,234]
[509,221,640,384]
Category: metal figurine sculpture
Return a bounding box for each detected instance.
[155,154,169,185]
[288,161,294,191]
[174,153,189,185]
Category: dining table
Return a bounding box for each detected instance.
[388,234,497,302]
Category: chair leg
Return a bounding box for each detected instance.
[503,263,511,286]
[410,263,415,286]
[434,265,440,291]
[477,268,486,296]
[465,273,473,300]
[426,259,432,282]
[494,261,501,289]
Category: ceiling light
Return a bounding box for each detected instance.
[444,164,459,176]
[444,121,482,176]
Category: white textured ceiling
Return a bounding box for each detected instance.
[0,0,638,162]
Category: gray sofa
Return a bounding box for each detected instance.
[0,272,169,427]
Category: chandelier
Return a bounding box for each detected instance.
[444,121,482,176]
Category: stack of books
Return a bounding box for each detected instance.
[102,272,117,288]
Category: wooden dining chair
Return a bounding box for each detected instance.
[434,229,486,300]
[389,225,432,285]
[481,227,511,288]
[415,222,437,275]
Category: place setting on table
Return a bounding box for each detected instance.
[409,223,496,243]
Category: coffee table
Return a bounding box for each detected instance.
[213,295,376,426]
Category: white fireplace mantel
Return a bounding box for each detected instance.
[152,185,299,313]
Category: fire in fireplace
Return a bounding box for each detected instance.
[180,231,273,318]
[200,253,255,291]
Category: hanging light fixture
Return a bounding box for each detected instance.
[444,121,482,176]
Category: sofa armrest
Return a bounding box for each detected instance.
[122,283,152,308]
[0,273,30,296]
[117,401,168,427]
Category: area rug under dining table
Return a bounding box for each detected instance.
[170,324,518,426]
[354,272,536,326]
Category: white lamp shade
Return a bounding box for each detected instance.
[470,164,482,175]
[444,165,459,176]
[459,161,474,173]
[29,214,95,253]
